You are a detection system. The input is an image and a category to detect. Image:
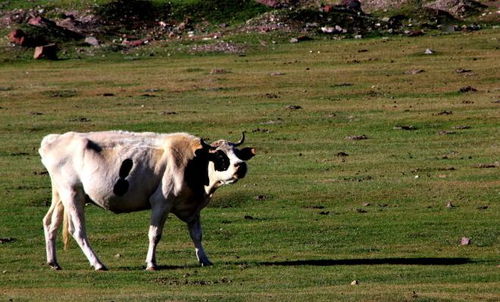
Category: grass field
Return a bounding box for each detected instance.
[0,29,499,301]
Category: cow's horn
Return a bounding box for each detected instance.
[200,138,215,150]
[233,132,245,147]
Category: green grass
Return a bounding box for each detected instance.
[0,29,499,301]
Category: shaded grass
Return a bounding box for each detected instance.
[0,29,499,301]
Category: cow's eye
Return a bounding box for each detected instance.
[213,150,230,171]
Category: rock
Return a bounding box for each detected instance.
[446,201,455,208]
[0,238,15,244]
[424,48,435,55]
[459,86,477,93]
[254,0,297,8]
[405,69,425,75]
[351,280,359,285]
[455,68,472,73]
[473,162,499,168]
[85,36,99,46]
[289,35,311,43]
[346,135,368,140]
[436,110,453,115]
[340,0,362,11]
[7,29,27,46]
[405,30,424,37]
[210,68,229,74]
[122,39,148,47]
[321,5,334,13]
[114,253,122,258]
[424,0,487,18]
[33,44,58,60]
[321,26,336,34]
[393,125,417,130]
[460,237,471,245]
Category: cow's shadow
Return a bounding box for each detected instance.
[256,257,472,266]
[118,257,472,271]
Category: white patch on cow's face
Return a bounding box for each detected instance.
[207,148,245,186]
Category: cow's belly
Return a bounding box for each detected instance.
[81,170,161,214]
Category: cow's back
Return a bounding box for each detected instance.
[40,131,200,213]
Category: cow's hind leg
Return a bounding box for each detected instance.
[43,187,64,270]
[188,214,212,267]
[60,187,107,271]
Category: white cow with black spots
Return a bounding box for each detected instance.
[39,131,255,271]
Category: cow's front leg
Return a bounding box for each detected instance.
[188,214,212,266]
[145,200,170,271]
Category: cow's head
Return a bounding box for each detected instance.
[197,132,255,189]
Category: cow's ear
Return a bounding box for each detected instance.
[236,148,256,161]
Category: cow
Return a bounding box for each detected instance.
[39,131,255,271]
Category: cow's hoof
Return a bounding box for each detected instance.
[95,265,108,271]
[48,262,61,270]
[200,261,213,267]
[145,266,157,271]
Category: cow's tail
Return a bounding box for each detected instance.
[62,208,70,250]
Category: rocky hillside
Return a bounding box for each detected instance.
[1,0,498,60]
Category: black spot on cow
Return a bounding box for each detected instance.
[113,179,129,196]
[86,139,102,152]
[119,159,133,178]
[210,150,230,171]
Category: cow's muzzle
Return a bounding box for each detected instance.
[234,162,247,179]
